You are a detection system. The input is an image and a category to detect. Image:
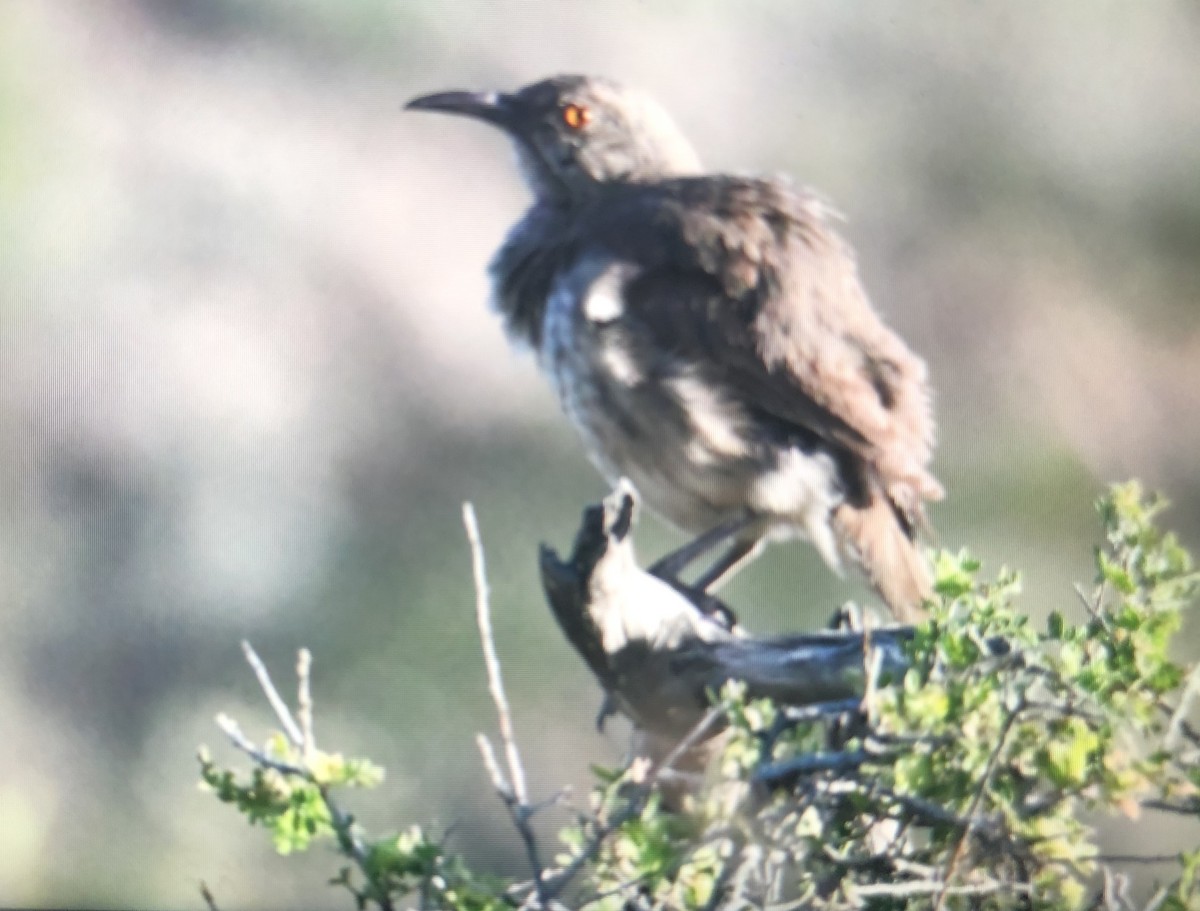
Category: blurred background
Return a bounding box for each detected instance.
[1,1,1198,907]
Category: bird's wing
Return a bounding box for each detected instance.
[577,177,943,511]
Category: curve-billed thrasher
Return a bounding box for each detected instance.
[407,75,943,622]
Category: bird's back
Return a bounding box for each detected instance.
[494,174,940,504]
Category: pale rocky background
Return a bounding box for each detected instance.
[1,2,1198,908]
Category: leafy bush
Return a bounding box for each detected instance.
[199,483,1200,910]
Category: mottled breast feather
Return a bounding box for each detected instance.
[488,204,575,349]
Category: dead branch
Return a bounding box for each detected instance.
[538,484,922,741]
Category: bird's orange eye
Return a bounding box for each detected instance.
[561,103,592,130]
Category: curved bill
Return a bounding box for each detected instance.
[404,90,516,129]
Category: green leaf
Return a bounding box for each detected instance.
[1047,610,1066,639]
[1098,549,1136,594]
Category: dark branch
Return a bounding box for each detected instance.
[539,484,920,743]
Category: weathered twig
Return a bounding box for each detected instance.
[466,495,762,908]
[781,698,863,723]
[753,749,876,786]
[463,503,529,805]
[853,880,1033,900]
[1164,662,1200,752]
[215,713,307,777]
[1140,798,1200,815]
[240,639,304,746]
[541,705,731,905]
[1096,854,1180,865]
[539,486,921,744]
[652,706,725,781]
[540,799,644,902]
[935,693,1025,911]
[575,876,647,910]
[297,647,314,762]
[475,733,513,800]
[463,503,553,908]
[696,832,747,911]
[1142,884,1172,911]
[198,879,220,911]
[860,620,884,723]
[1097,866,1136,911]
[476,732,550,909]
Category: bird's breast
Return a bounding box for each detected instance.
[538,256,843,544]
[539,262,656,483]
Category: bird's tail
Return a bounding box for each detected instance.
[833,494,932,624]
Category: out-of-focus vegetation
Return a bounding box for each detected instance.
[201,482,1200,910]
[0,2,1197,908]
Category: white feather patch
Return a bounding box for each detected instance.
[581,266,628,323]
[747,448,843,571]
[583,286,624,322]
[599,337,642,386]
[668,374,752,462]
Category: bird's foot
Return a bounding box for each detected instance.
[595,692,620,732]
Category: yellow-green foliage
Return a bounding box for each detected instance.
[201,483,1200,910]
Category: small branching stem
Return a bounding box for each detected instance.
[220,643,391,911]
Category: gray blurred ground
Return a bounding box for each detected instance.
[1,2,1198,907]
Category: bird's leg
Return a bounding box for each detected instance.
[648,513,757,581]
[595,692,620,733]
[691,536,765,593]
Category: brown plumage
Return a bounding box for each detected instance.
[408,75,943,621]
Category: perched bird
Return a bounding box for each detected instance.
[539,482,918,739]
[407,75,943,622]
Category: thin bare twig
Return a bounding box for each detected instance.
[934,694,1024,911]
[1142,884,1171,911]
[1098,867,1136,911]
[576,875,649,910]
[781,698,862,723]
[1154,699,1200,749]
[1141,798,1200,815]
[223,645,392,911]
[854,880,1032,900]
[652,706,725,781]
[463,503,528,805]
[860,616,882,723]
[216,714,308,776]
[753,749,876,785]
[541,707,727,904]
[1096,854,1179,865]
[240,639,304,747]
[731,843,764,909]
[1165,663,1200,752]
[878,789,978,830]
[541,802,643,902]
[698,834,747,911]
[297,647,315,762]
[476,733,548,901]
[198,880,220,911]
[1074,580,1112,632]
[475,733,514,799]
[463,505,551,907]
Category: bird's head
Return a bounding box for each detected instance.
[406,75,701,204]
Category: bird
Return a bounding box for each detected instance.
[406,75,943,623]
[539,482,919,739]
